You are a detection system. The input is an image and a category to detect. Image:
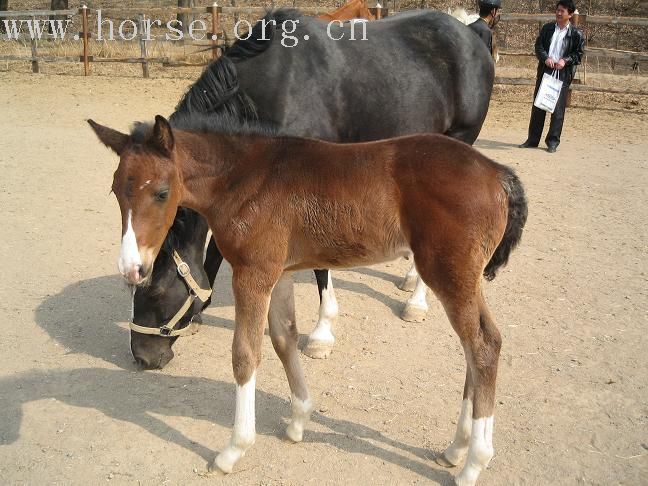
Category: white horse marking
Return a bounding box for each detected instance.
[455,416,495,486]
[304,272,338,358]
[442,399,473,466]
[214,371,257,473]
[118,210,142,280]
[399,260,419,291]
[286,394,314,443]
[401,274,429,322]
[138,179,151,190]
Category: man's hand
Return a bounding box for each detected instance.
[545,58,556,69]
[555,58,566,70]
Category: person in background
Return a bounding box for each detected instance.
[519,0,584,153]
[468,0,501,57]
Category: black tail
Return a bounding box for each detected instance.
[483,166,528,281]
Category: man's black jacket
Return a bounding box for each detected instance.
[468,18,493,55]
[534,21,585,86]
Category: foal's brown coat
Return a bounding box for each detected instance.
[90,115,526,484]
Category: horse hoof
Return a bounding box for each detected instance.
[303,340,333,359]
[435,452,459,468]
[210,453,234,474]
[207,459,228,475]
[285,422,304,443]
[454,472,479,486]
[401,304,427,322]
[398,276,417,292]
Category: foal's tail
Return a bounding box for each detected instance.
[483,166,528,281]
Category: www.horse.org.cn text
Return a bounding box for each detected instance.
[2,11,370,47]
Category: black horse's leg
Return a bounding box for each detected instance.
[204,238,224,289]
[303,269,338,359]
[445,125,483,146]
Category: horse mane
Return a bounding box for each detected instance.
[131,111,276,144]
[169,111,277,137]
[170,8,304,122]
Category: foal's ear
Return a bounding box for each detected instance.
[87,119,129,155]
[152,115,174,156]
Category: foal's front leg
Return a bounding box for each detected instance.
[268,273,313,442]
[211,266,277,474]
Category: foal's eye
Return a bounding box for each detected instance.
[155,189,169,202]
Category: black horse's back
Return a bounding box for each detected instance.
[231,8,494,144]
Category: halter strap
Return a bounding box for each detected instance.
[129,250,212,337]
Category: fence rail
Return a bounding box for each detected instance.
[1,6,647,96]
[500,12,648,26]
[0,9,77,17]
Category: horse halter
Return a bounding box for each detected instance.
[129,250,212,337]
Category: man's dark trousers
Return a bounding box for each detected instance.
[527,68,570,148]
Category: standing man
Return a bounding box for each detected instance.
[519,0,584,153]
[468,0,501,57]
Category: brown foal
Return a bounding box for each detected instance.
[90,115,527,486]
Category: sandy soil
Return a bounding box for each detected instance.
[0,71,647,486]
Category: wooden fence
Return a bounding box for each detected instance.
[1,6,647,95]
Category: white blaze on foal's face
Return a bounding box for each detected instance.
[118,209,144,283]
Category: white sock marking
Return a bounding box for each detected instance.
[443,399,473,465]
[309,272,338,345]
[405,275,428,310]
[286,393,313,442]
[405,261,418,280]
[215,371,257,473]
[456,416,495,486]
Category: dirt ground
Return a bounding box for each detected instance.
[0,70,647,486]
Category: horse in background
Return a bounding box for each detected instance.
[318,0,376,21]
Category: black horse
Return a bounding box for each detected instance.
[129,8,494,369]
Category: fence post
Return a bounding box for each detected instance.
[81,5,90,76]
[210,3,221,60]
[138,13,149,78]
[577,13,587,84]
[30,25,39,73]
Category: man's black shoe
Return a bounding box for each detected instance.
[519,140,538,148]
[547,145,557,153]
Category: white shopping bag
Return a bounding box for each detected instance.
[534,70,563,114]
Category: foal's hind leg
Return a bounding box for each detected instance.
[303,269,338,359]
[269,273,313,442]
[438,291,502,486]
[401,274,429,322]
[399,258,418,291]
[436,371,474,468]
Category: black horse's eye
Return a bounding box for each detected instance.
[155,189,169,202]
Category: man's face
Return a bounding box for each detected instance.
[555,5,573,25]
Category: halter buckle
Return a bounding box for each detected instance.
[177,261,191,278]
[159,326,173,336]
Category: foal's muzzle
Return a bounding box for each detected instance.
[122,264,151,286]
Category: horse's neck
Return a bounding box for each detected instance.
[175,130,271,220]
